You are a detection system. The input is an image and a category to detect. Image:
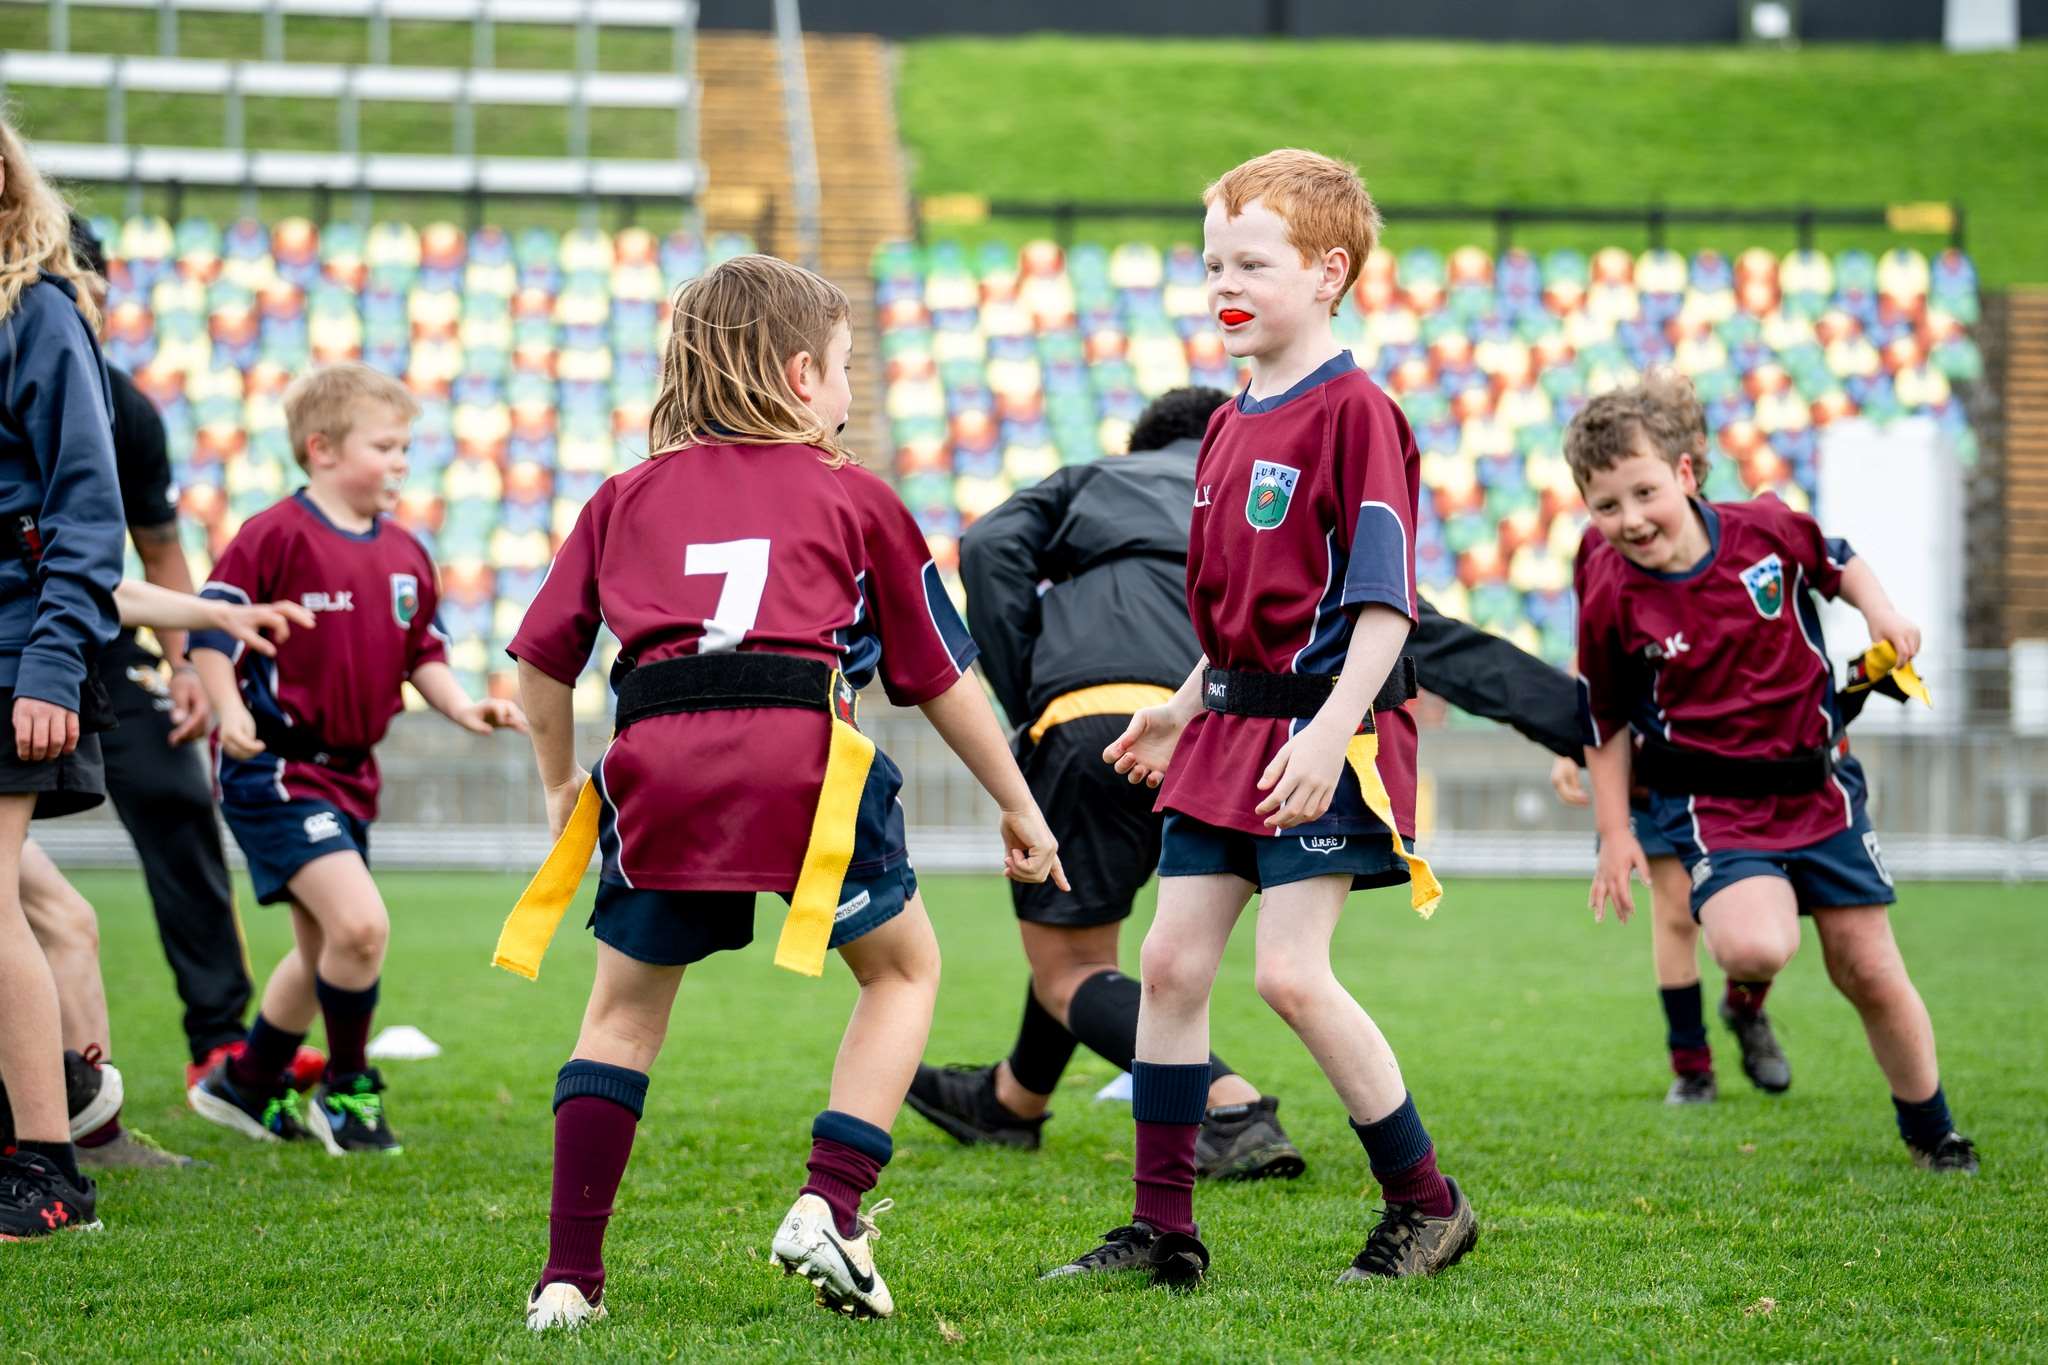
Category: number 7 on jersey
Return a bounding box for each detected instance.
[686,539,771,652]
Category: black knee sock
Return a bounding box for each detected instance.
[1005,982,1079,1097]
[1065,969,1235,1093]
[1660,983,1712,1075]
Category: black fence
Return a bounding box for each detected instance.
[917,198,1967,254]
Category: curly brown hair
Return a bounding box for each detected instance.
[1563,367,1710,487]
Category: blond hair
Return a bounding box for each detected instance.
[649,253,852,465]
[1204,149,1381,317]
[283,362,420,470]
[0,112,100,329]
[1563,369,1710,487]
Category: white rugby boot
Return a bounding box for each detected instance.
[770,1192,896,1318]
[526,1281,607,1332]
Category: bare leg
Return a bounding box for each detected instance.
[1648,856,1701,988]
[1253,875,1407,1124]
[0,795,67,1142]
[254,904,324,1035]
[19,838,108,1055]
[829,895,942,1129]
[1134,874,1253,1065]
[1696,876,1802,983]
[572,942,686,1072]
[1814,905,1940,1100]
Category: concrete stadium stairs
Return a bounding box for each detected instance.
[696,31,910,465]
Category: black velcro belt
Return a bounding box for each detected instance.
[613,652,856,732]
[1201,656,1418,722]
[1633,734,1836,798]
[253,714,370,771]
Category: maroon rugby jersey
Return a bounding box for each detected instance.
[1157,353,1422,840]
[508,442,976,891]
[192,490,448,821]
[1574,493,1860,852]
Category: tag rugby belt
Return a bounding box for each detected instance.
[493,652,875,982]
[1633,641,1932,798]
[1199,656,1441,919]
[1200,656,1419,723]
[253,715,370,771]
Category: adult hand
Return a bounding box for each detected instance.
[13,697,79,761]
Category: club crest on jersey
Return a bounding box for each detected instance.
[1245,461,1300,531]
[391,573,419,627]
[1739,554,1784,620]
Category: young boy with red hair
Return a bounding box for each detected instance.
[1047,150,1477,1287]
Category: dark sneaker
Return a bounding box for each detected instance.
[186,1042,328,1094]
[1907,1131,1979,1174]
[1718,999,1791,1093]
[64,1047,125,1143]
[905,1063,1046,1150]
[80,1129,202,1170]
[1665,1071,1718,1105]
[308,1068,402,1156]
[1146,1229,1209,1287]
[188,1060,311,1143]
[1041,1220,1161,1279]
[1196,1096,1306,1181]
[1338,1177,1479,1282]
[0,1150,101,1241]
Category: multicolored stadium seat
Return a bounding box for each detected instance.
[876,239,1982,664]
[92,215,755,714]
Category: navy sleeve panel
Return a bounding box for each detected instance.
[7,282,124,708]
[957,465,1082,726]
[108,365,177,530]
[188,580,250,664]
[1408,595,1584,760]
[1338,499,1413,618]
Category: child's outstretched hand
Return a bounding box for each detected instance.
[544,766,589,841]
[211,598,317,659]
[1254,718,1349,830]
[1550,755,1589,807]
[1863,607,1922,666]
[1103,703,1187,789]
[1590,830,1649,924]
[999,805,1070,892]
[454,697,529,735]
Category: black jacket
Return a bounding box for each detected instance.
[960,436,1584,759]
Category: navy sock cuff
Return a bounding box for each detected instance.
[1131,1061,1210,1125]
[1892,1085,1951,1146]
[1659,983,1708,1050]
[314,975,379,1017]
[1352,1093,1434,1178]
[813,1109,893,1165]
[554,1060,649,1118]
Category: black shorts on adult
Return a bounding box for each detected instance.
[0,695,105,818]
[1013,713,1162,927]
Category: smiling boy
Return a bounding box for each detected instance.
[1045,150,1476,1288]
[1571,381,1977,1173]
[187,363,525,1156]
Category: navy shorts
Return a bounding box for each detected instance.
[1684,820,1897,920]
[588,748,919,967]
[220,797,370,905]
[1156,811,1413,893]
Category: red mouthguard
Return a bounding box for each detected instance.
[1219,309,1253,325]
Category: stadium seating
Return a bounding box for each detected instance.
[876,239,1983,664]
[92,218,1982,715]
[93,214,754,715]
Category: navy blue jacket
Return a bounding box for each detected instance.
[0,273,123,708]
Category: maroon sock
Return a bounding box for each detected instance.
[801,1137,882,1239]
[1379,1147,1455,1219]
[315,976,378,1079]
[1671,1045,1714,1077]
[539,1095,640,1302]
[1132,1119,1200,1236]
[1725,979,1772,1019]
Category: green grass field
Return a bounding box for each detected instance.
[3,870,2043,1360]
